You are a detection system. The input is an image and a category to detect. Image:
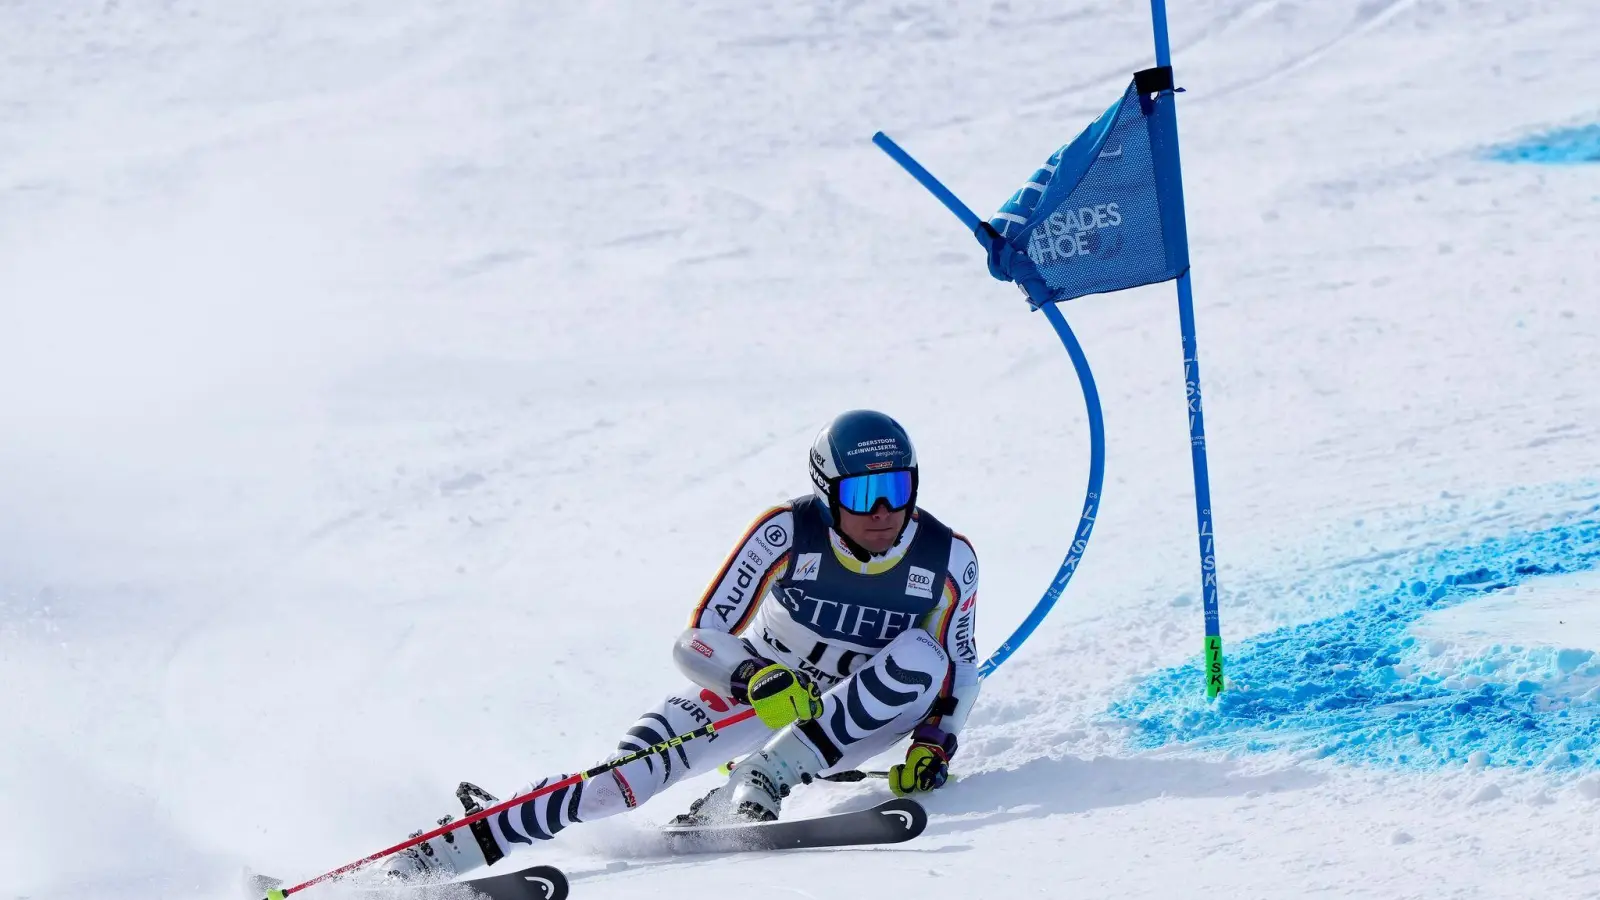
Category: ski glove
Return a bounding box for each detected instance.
[734,660,823,729]
[890,724,958,796]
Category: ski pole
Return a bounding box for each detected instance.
[266,706,759,899]
[722,759,887,783]
[819,770,887,782]
[818,770,962,785]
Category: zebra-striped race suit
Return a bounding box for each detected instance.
[480,496,978,855]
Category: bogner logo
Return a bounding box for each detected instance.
[905,566,935,600]
[760,523,788,549]
[793,552,821,581]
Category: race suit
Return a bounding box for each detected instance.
[474,495,978,859]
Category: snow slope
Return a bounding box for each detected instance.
[2,1,1598,898]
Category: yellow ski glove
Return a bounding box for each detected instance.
[735,661,823,729]
[889,724,957,796]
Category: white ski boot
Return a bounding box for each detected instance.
[380,783,496,881]
[668,782,738,827]
[724,729,824,822]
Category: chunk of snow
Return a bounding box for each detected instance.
[1469,783,1503,804]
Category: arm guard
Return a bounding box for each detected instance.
[672,627,766,697]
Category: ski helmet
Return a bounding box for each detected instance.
[808,410,919,537]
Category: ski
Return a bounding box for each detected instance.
[452,863,569,900]
[661,798,926,852]
[256,864,568,900]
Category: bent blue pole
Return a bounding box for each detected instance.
[872,133,983,231]
[1150,0,1225,697]
[871,131,1106,680]
[982,301,1104,677]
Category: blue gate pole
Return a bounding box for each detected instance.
[1150,0,1225,697]
[870,131,1107,681]
[981,300,1105,678]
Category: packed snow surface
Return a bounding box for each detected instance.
[3,1,1598,899]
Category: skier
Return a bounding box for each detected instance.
[388,409,979,878]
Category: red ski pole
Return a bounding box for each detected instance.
[266,706,758,899]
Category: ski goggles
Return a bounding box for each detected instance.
[835,469,916,515]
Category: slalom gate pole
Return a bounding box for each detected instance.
[1148,0,1225,697]
[981,301,1104,677]
[267,707,759,899]
[870,131,1106,681]
[871,133,981,230]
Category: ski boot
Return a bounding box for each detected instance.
[380,782,498,880]
[724,729,824,822]
[668,783,738,827]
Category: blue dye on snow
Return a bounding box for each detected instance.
[1488,124,1600,164]
[1111,517,1600,770]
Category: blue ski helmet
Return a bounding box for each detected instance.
[808,410,919,529]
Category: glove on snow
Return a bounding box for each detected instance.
[734,660,824,729]
[890,724,957,796]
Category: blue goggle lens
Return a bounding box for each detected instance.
[836,470,915,514]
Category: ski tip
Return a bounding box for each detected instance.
[535,867,569,900]
[516,867,567,900]
[464,863,569,900]
[265,891,286,900]
[873,797,928,841]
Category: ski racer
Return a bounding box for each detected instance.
[388,409,979,877]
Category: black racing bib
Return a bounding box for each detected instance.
[770,496,954,652]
